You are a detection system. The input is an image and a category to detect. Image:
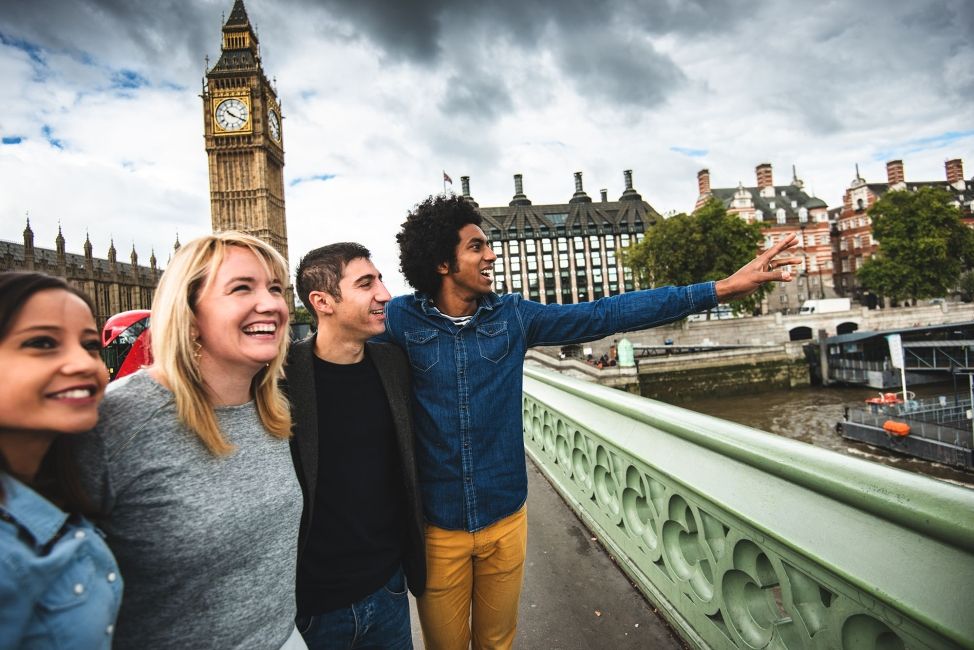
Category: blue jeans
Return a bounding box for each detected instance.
[296,567,413,650]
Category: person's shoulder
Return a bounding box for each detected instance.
[101,370,168,413]
[368,340,408,366]
[285,334,315,366]
[94,371,174,447]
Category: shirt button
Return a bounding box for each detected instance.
[107,572,117,583]
[465,477,472,482]
[74,583,85,595]
[106,624,114,635]
[74,530,86,540]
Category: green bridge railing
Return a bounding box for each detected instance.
[522,366,974,650]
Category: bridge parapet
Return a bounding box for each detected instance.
[522,366,974,649]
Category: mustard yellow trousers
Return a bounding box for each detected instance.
[417,506,528,650]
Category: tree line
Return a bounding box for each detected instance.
[625,187,974,311]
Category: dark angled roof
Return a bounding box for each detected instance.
[210,0,260,73]
[710,182,827,225]
[225,0,251,28]
[478,199,657,240]
[859,181,972,216]
[825,321,974,345]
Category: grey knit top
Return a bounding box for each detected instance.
[75,371,302,649]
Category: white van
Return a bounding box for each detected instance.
[800,298,851,314]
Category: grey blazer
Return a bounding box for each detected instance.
[285,336,426,597]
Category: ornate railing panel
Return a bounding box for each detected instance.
[522,366,974,649]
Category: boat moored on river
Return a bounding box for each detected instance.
[838,392,974,469]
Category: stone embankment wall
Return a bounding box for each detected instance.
[528,302,974,400]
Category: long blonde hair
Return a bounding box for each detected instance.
[150,232,291,455]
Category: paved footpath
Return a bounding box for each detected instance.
[409,457,685,649]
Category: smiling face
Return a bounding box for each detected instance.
[0,289,108,436]
[193,246,289,380]
[314,257,391,344]
[437,223,497,303]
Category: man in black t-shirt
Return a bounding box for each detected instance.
[287,243,426,650]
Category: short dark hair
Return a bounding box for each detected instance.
[0,271,98,511]
[397,194,483,296]
[296,242,371,322]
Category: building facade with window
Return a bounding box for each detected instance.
[695,163,833,313]
[0,220,164,325]
[832,158,972,298]
[466,170,658,304]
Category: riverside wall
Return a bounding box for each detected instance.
[528,302,974,400]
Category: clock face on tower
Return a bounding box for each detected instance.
[215,97,249,132]
[267,109,281,142]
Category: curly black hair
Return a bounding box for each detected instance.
[397,194,483,296]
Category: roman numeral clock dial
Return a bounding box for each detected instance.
[215,97,249,132]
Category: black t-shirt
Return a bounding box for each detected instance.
[296,350,407,615]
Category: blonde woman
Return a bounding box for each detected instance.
[76,232,305,649]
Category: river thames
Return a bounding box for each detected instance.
[660,381,974,489]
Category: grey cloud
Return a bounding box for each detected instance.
[439,70,512,121]
[553,30,684,107]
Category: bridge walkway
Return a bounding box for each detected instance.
[408,457,683,649]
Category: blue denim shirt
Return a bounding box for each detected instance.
[0,474,122,649]
[380,282,717,531]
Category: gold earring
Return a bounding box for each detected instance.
[193,338,203,365]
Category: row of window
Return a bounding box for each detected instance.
[486,219,643,241]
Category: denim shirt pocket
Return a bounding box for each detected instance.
[38,551,95,611]
[405,329,439,372]
[476,321,509,363]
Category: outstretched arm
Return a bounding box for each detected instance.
[715,232,803,302]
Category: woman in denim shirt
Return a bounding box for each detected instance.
[0,272,122,649]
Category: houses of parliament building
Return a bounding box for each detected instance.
[1,0,289,323]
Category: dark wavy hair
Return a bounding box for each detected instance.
[0,271,97,512]
[396,194,483,296]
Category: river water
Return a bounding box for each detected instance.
[660,381,974,490]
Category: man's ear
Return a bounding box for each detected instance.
[436,260,451,276]
[308,290,335,316]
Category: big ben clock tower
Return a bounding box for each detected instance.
[203,0,289,270]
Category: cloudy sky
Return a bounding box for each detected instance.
[1,0,972,294]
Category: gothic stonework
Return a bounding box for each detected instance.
[202,0,289,269]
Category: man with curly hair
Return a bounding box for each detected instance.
[379,194,799,649]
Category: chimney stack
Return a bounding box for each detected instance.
[755,163,773,189]
[570,171,591,203]
[623,169,634,191]
[886,160,904,186]
[460,175,478,207]
[946,158,964,185]
[509,173,531,206]
[697,169,711,196]
[600,188,608,202]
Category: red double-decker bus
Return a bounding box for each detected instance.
[101,310,151,381]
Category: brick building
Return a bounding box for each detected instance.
[832,158,972,298]
[695,163,834,313]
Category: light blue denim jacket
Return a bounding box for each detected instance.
[0,474,122,649]
[379,282,717,531]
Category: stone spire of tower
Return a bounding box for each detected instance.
[23,217,35,269]
[55,224,66,257]
[84,232,94,273]
[108,238,118,270]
